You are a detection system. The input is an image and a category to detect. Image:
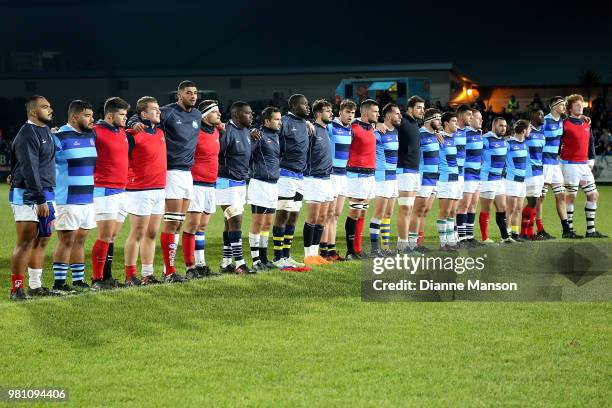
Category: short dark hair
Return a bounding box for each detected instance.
[407,95,425,109]
[312,99,332,115]
[470,108,481,115]
[68,100,93,117]
[493,116,507,126]
[103,97,130,115]
[360,99,378,110]
[441,112,457,127]
[288,94,306,109]
[382,103,399,118]
[514,119,530,134]
[455,104,471,115]
[136,96,157,114]
[230,101,250,115]
[424,108,441,121]
[549,96,564,106]
[339,99,357,111]
[198,99,218,113]
[529,108,543,120]
[178,80,196,91]
[25,95,45,112]
[262,106,281,122]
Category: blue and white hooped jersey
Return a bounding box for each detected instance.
[464,126,483,181]
[543,113,563,165]
[438,133,459,182]
[505,137,528,182]
[526,126,545,177]
[480,132,508,181]
[419,127,440,186]
[452,127,466,176]
[327,119,352,174]
[375,129,399,181]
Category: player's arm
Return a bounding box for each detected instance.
[126,131,136,156]
[588,127,596,168]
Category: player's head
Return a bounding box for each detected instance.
[136,96,161,126]
[382,103,401,127]
[470,109,483,131]
[312,99,333,125]
[455,104,472,127]
[549,96,566,116]
[103,97,130,128]
[25,95,52,124]
[68,99,94,132]
[230,101,253,128]
[529,108,544,127]
[198,100,222,126]
[262,106,282,131]
[492,117,508,138]
[513,119,530,139]
[177,80,198,110]
[565,94,584,116]
[288,94,309,118]
[338,99,356,126]
[360,99,379,124]
[441,112,458,134]
[423,108,442,131]
[407,95,425,120]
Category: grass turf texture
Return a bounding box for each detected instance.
[0,183,610,407]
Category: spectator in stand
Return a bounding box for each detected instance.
[528,94,544,111]
[474,97,486,112]
[507,95,519,113]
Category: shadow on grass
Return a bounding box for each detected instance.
[20,265,361,348]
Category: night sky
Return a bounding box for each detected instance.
[1,0,610,85]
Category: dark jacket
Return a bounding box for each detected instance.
[304,123,332,177]
[250,126,280,182]
[10,122,56,204]
[396,112,421,170]
[218,121,251,180]
[279,113,309,172]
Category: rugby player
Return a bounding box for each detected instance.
[521,109,546,239]
[302,99,333,266]
[505,120,529,241]
[52,100,97,293]
[345,99,379,260]
[247,106,282,271]
[452,105,472,244]
[322,99,356,261]
[8,96,56,300]
[370,103,400,257]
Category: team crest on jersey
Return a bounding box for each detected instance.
[192,120,198,129]
[176,120,182,125]
[73,140,80,146]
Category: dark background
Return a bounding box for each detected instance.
[1,0,610,85]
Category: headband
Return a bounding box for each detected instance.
[550,99,564,108]
[424,114,441,123]
[201,104,219,115]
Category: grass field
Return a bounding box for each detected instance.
[0,184,610,407]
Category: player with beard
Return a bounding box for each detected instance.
[128,80,201,283]
[8,96,56,300]
[272,95,310,269]
[452,105,472,245]
[247,107,282,271]
[302,100,334,266]
[369,103,400,257]
[345,99,379,260]
[181,100,223,278]
[521,109,546,239]
[459,109,485,246]
[51,100,97,294]
[479,117,513,243]
[90,97,130,290]
[322,99,356,261]
[406,109,442,252]
[378,96,424,253]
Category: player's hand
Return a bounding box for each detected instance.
[216,122,226,132]
[132,122,146,132]
[375,123,387,134]
[580,115,591,125]
[6,175,11,185]
[588,159,595,169]
[435,132,445,144]
[249,128,262,140]
[50,127,59,133]
[37,202,49,218]
[306,122,315,136]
